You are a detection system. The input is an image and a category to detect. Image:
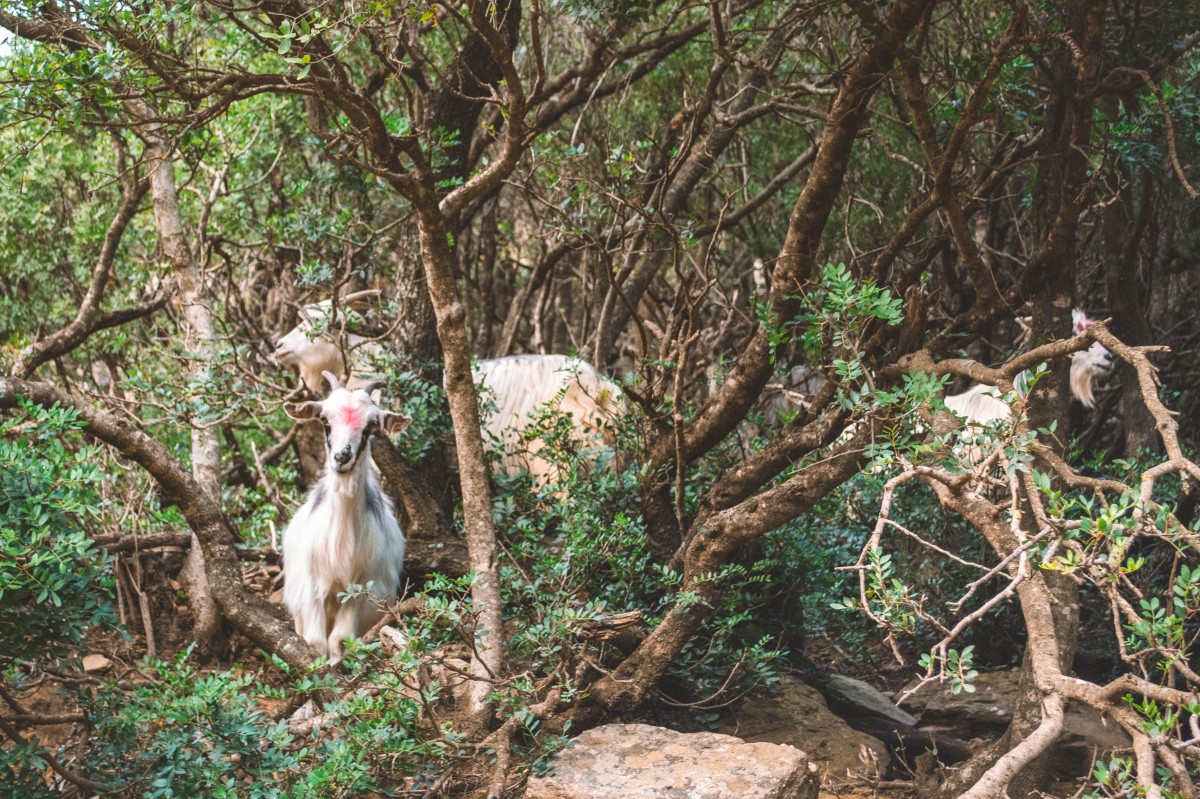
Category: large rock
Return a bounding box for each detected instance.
[1055,702,1131,775]
[525,723,819,799]
[720,675,888,780]
[900,669,1023,734]
[824,674,918,729]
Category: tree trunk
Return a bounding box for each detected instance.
[935,2,1105,795]
[392,233,443,371]
[1103,162,1161,455]
[141,113,227,657]
[416,202,502,728]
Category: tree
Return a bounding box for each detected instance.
[3,0,1200,795]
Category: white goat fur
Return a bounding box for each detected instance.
[944,309,1115,425]
[274,298,387,394]
[282,373,408,662]
[275,301,626,485]
[472,354,625,483]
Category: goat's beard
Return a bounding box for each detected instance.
[1070,365,1108,409]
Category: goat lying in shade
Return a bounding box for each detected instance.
[282,371,409,662]
[944,309,1116,424]
[274,298,626,487]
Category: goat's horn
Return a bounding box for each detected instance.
[322,371,343,391]
[338,289,383,309]
[360,380,386,397]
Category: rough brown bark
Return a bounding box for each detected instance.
[1103,168,1161,454]
[414,204,504,725]
[372,437,454,541]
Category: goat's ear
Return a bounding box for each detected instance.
[1072,309,1091,336]
[284,401,323,422]
[378,410,411,437]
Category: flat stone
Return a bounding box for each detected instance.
[525,723,819,799]
[81,654,112,673]
[721,675,887,780]
[900,669,1022,732]
[825,674,917,728]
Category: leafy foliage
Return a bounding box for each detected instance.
[0,399,115,793]
[0,399,114,670]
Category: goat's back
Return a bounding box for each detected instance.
[943,384,1012,425]
[472,354,625,477]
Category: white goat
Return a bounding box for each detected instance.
[282,371,409,662]
[273,292,388,394]
[944,309,1116,424]
[274,300,626,486]
[472,354,626,484]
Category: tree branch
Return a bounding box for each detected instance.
[0,377,314,668]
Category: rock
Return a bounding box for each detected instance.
[525,723,819,799]
[1055,703,1131,775]
[816,674,973,766]
[288,699,334,735]
[378,625,409,652]
[81,654,112,673]
[721,675,887,780]
[900,668,1131,777]
[824,674,917,729]
[900,669,1022,734]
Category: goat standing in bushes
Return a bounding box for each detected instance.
[471,353,625,484]
[282,371,409,662]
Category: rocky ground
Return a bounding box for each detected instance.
[528,666,1127,799]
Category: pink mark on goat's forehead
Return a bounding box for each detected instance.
[337,404,363,429]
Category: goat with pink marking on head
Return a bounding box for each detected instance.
[944,309,1116,425]
[281,371,409,662]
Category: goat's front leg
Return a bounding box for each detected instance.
[294,598,332,659]
[326,594,366,664]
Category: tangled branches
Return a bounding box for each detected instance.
[851,321,1200,797]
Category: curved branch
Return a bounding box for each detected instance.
[12,168,150,379]
[0,377,314,669]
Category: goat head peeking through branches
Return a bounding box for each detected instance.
[273,291,388,394]
[944,309,1116,424]
[282,371,409,662]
